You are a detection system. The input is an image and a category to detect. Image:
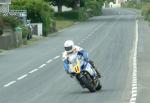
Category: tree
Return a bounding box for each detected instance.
[64,0,86,10]
[45,0,66,12]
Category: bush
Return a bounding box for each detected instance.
[121,1,138,8]
[54,8,88,21]
[11,0,54,36]
[142,4,150,21]
[85,1,102,16]
[20,25,29,39]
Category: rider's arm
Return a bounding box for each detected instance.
[78,50,89,61]
[63,59,70,73]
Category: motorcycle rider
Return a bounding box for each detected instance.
[62,40,101,78]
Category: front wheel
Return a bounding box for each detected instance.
[96,82,102,91]
[80,74,96,92]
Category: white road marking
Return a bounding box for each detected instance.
[132,83,137,87]
[4,81,16,87]
[53,55,60,59]
[90,23,104,35]
[17,74,28,80]
[78,22,106,45]
[46,59,52,63]
[130,97,136,103]
[29,69,39,74]
[130,19,138,103]
[38,64,46,68]
[132,90,137,94]
[132,93,137,97]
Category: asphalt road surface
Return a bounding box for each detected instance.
[0,8,150,103]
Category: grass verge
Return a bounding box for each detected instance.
[0,49,5,53]
[55,19,75,31]
[23,35,43,45]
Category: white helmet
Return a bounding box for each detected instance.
[64,40,74,54]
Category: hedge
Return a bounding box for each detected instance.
[54,8,88,21]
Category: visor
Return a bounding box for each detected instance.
[64,46,73,51]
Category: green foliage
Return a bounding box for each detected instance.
[54,0,103,21]
[11,0,54,36]
[85,1,102,16]
[0,15,21,30]
[0,28,3,36]
[122,1,143,9]
[121,1,137,8]
[142,3,150,21]
[20,25,29,39]
[142,0,150,2]
[45,0,64,6]
[78,8,88,21]
[54,8,88,21]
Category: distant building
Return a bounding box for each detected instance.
[115,0,127,4]
[52,6,72,12]
[0,0,11,13]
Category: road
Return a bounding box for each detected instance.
[0,8,150,103]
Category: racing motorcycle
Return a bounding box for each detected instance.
[68,55,102,92]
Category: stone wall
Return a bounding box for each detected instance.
[0,31,22,49]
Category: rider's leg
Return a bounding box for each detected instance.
[89,60,101,78]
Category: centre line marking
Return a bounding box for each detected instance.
[29,69,39,74]
[53,55,60,59]
[17,74,28,80]
[38,64,46,68]
[4,81,16,87]
[47,59,52,63]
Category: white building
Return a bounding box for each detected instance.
[0,0,11,13]
[115,0,127,4]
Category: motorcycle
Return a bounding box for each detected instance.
[68,55,102,92]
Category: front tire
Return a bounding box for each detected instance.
[80,74,96,92]
[96,82,102,90]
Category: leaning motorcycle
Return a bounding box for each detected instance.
[68,55,102,92]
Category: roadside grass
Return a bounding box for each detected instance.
[55,19,75,31]
[0,49,5,53]
[23,35,43,45]
[0,49,2,53]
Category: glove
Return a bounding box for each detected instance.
[69,74,74,78]
[66,71,73,78]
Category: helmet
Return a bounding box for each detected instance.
[64,40,74,54]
